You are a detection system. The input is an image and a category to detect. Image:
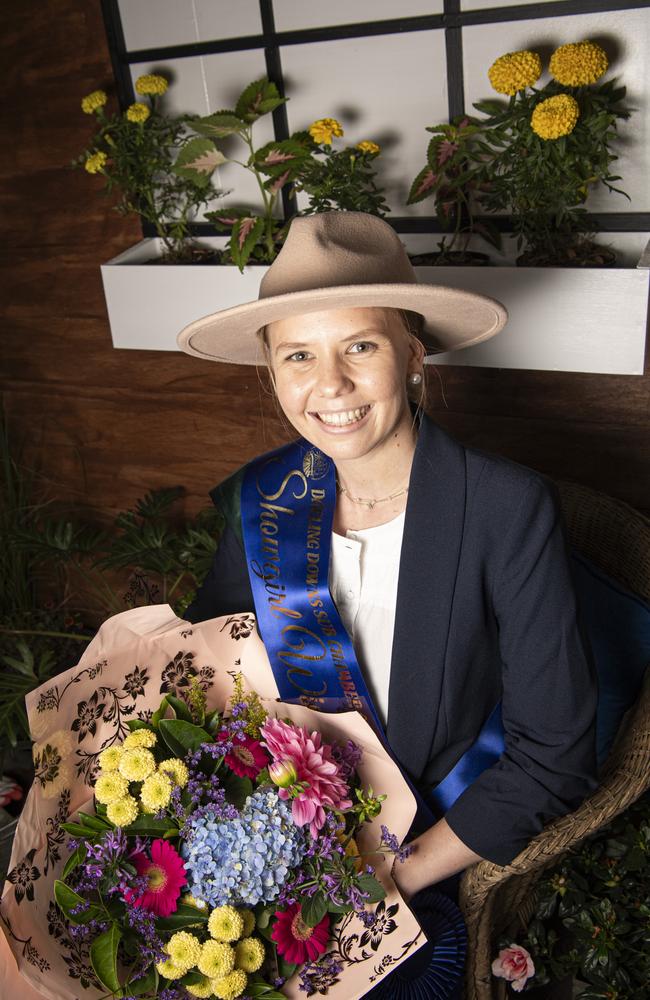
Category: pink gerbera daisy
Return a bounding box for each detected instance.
[271,903,330,965]
[218,731,270,779]
[260,718,352,836]
[124,838,187,917]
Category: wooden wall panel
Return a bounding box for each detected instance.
[1,0,649,533]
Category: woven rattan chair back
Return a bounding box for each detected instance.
[458,480,650,1000]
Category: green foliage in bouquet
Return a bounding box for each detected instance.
[470,41,632,266]
[497,794,650,998]
[75,74,222,261]
[175,80,389,270]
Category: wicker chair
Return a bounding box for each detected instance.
[458,480,650,1000]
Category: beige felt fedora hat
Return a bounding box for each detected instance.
[177,211,507,365]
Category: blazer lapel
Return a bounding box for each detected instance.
[386,415,467,781]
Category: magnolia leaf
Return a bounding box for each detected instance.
[54,881,104,924]
[156,903,209,932]
[62,842,88,880]
[77,811,111,832]
[90,924,122,995]
[301,891,328,928]
[356,873,386,903]
[166,694,193,723]
[123,813,176,837]
[158,718,212,757]
[121,966,158,998]
[173,138,226,184]
[188,111,246,138]
[235,78,286,123]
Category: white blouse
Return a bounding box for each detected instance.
[329,512,405,727]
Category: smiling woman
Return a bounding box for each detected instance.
[178,212,599,998]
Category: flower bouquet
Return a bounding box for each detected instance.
[0,605,431,1000]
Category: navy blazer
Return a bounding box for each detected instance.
[185,414,599,865]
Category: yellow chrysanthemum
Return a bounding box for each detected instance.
[234,937,265,973]
[186,977,214,998]
[123,729,157,749]
[356,140,380,155]
[308,117,344,145]
[125,102,150,124]
[135,74,168,96]
[98,746,123,771]
[239,909,255,937]
[158,758,189,788]
[488,50,542,95]
[94,772,129,805]
[531,93,580,140]
[84,151,107,175]
[166,931,202,972]
[198,940,235,979]
[549,41,608,87]
[211,969,248,1000]
[155,957,185,980]
[208,906,244,943]
[106,794,139,827]
[81,90,107,114]
[118,747,155,782]
[140,771,173,812]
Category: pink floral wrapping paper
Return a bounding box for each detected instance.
[0,605,425,999]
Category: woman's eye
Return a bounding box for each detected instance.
[348,341,375,354]
[286,351,311,362]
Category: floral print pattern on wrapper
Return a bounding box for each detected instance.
[0,605,424,1000]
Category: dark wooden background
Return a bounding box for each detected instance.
[2,0,649,528]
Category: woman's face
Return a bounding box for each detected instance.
[265,306,423,465]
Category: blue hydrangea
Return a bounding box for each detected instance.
[181,788,306,907]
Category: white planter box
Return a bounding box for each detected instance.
[101,236,650,374]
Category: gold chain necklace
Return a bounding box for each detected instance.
[336,481,409,510]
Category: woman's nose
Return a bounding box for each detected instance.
[314,357,354,397]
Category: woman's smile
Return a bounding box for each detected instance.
[310,404,373,430]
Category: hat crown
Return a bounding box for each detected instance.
[259,212,417,299]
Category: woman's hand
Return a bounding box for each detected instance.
[390,818,484,902]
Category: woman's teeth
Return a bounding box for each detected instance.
[317,405,371,426]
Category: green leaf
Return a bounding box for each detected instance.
[123,814,177,837]
[90,923,122,995]
[173,137,226,185]
[407,165,439,205]
[247,975,289,999]
[60,822,95,838]
[235,78,286,123]
[156,903,209,931]
[301,891,328,928]
[356,873,386,903]
[254,138,312,178]
[230,216,266,271]
[126,719,155,734]
[54,881,104,925]
[152,696,169,729]
[188,111,246,138]
[121,966,158,998]
[204,708,221,736]
[222,772,253,810]
[158,718,212,757]
[180,970,205,986]
[77,811,112,832]
[62,842,88,880]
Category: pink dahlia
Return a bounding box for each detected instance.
[260,718,352,836]
[271,903,330,965]
[124,838,187,917]
[217,731,269,779]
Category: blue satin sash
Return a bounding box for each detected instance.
[240,437,505,814]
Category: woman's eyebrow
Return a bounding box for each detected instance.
[274,328,388,354]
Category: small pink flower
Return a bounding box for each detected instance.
[217,731,269,779]
[261,718,352,837]
[124,839,187,917]
[492,944,535,993]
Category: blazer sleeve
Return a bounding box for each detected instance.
[444,476,599,866]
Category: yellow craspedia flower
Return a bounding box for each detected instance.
[123,729,157,749]
[356,140,380,155]
[81,90,107,114]
[158,758,189,788]
[549,41,608,87]
[209,906,244,943]
[84,151,107,175]
[198,940,235,979]
[239,909,255,937]
[118,747,155,781]
[106,794,139,827]
[488,50,542,95]
[140,771,173,812]
[234,937,265,973]
[186,977,214,998]
[98,746,123,771]
[166,931,202,972]
[531,93,580,140]
[211,969,248,1000]
[309,117,344,145]
[94,772,129,805]
[126,102,151,124]
[135,74,168,96]
[155,957,185,980]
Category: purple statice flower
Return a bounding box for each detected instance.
[331,739,363,782]
[299,955,343,996]
[124,904,166,964]
[380,824,414,863]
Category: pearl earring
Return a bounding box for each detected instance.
[408,372,423,385]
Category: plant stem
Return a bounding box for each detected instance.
[0,627,94,642]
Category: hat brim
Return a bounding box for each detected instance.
[176,282,508,365]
